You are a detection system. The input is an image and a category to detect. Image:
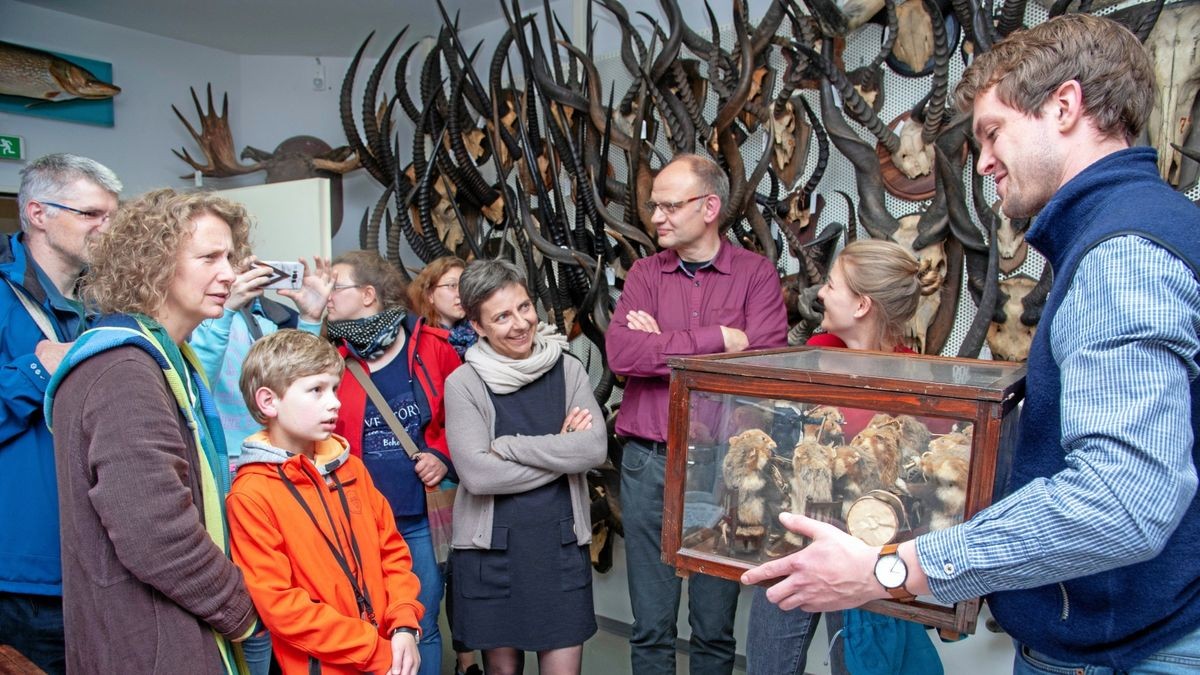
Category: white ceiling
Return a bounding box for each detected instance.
[14,0,509,57]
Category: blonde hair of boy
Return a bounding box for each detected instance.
[240,330,344,424]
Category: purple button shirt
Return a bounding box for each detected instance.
[606,240,789,441]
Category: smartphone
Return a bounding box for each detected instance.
[255,260,304,290]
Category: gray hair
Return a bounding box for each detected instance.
[664,153,729,206]
[17,154,122,231]
[459,259,530,323]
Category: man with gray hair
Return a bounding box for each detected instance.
[0,153,120,672]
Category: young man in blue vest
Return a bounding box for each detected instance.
[0,154,121,673]
[744,14,1200,673]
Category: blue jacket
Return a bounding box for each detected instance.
[0,233,89,596]
[988,148,1200,668]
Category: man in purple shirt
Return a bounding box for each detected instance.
[607,153,788,674]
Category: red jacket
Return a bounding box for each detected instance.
[333,314,461,472]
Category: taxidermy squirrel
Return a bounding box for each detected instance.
[723,428,777,552]
[851,414,904,488]
[917,429,972,530]
[832,443,884,519]
[786,438,835,546]
[803,405,847,445]
[895,414,932,481]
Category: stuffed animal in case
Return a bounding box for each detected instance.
[723,428,777,552]
[786,439,835,545]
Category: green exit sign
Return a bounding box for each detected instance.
[0,135,25,161]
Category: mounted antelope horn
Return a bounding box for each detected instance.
[557,41,637,152]
[750,0,790,55]
[393,42,424,125]
[648,0,683,83]
[597,0,650,85]
[445,48,502,216]
[968,0,995,52]
[955,200,999,358]
[361,29,408,182]
[712,0,756,136]
[672,0,733,69]
[703,1,731,101]
[340,33,388,186]
[797,96,830,203]
[919,0,951,146]
[817,57,902,240]
[949,0,979,49]
[436,0,494,118]
[793,43,901,156]
[360,189,388,253]
[996,0,1027,36]
[866,0,900,71]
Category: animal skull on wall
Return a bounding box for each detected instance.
[1145,3,1200,186]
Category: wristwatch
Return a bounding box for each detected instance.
[874,543,916,602]
[391,626,421,640]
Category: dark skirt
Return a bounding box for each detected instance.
[450,476,597,651]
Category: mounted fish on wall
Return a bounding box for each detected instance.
[0,40,120,127]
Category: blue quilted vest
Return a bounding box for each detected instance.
[987,147,1200,669]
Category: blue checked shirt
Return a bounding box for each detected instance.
[917,236,1200,603]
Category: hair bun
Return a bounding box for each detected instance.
[916,258,942,296]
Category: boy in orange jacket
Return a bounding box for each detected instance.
[227,329,423,675]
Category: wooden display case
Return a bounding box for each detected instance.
[664,346,1026,634]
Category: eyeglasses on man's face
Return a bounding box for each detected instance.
[643,194,710,216]
[41,200,112,223]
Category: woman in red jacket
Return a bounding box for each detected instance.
[326,250,460,675]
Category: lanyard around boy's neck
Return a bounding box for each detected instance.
[276,464,377,627]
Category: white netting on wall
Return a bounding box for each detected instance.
[563,0,1199,400]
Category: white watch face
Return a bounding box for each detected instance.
[874,554,907,589]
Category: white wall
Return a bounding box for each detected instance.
[1,1,392,257]
[0,0,241,194]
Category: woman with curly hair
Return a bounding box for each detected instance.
[326,250,462,675]
[45,188,259,674]
[407,255,478,360]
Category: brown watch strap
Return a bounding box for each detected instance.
[879,543,917,602]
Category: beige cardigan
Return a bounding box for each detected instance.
[444,355,607,549]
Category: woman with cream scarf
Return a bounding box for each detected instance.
[444,259,606,675]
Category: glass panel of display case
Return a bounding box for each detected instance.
[665,346,1026,634]
[680,391,970,567]
[729,348,1016,389]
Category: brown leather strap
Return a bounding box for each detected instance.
[878,543,917,602]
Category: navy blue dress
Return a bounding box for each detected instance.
[451,357,597,650]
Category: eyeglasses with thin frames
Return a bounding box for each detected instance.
[331,284,363,293]
[41,201,112,223]
[435,281,459,291]
[643,194,710,216]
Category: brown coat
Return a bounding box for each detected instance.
[52,346,257,673]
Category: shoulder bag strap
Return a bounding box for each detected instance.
[5,278,59,342]
[239,305,265,342]
[345,358,422,460]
